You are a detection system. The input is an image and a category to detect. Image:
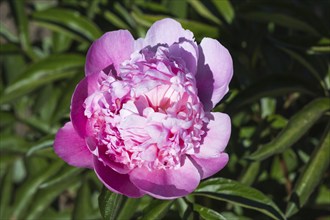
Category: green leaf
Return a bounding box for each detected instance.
[32,8,101,42]
[104,11,131,30]
[248,98,330,161]
[286,126,330,217]
[10,161,63,219]
[141,200,174,220]
[117,198,141,220]
[278,47,328,95]
[0,134,29,154]
[26,139,54,156]
[25,175,80,220]
[187,0,222,25]
[194,204,227,220]
[194,178,285,220]
[73,179,93,220]
[239,162,260,186]
[131,13,218,40]
[98,187,124,220]
[0,22,18,43]
[211,0,235,24]
[39,166,82,189]
[226,75,318,113]
[0,54,84,104]
[240,12,320,36]
[10,0,38,60]
[0,165,13,220]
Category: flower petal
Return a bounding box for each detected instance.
[196,38,233,111]
[94,156,145,198]
[143,18,194,48]
[191,153,229,179]
[71,73,99,138]
[169,40,198,75]
[54,122,93,168]
[196,112,231,158]
[129,158,201,199]
[85,30,135,76]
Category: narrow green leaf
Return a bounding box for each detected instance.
[131,13,218,40]
[141,200,174,220]
[0,22,18,43]
[240,12,320,36]
[104,11,131,30]
[32,8,101,41]
[239,162,260,186]
[211,0,235,24]
[25,176,80,220]
[39,166,82,189]
[11,161,63,219]
[114,2,137,28]
[0,54,84,104]
[226,75,318,113]
[117,198,141,220]
[73,179,93,220]
[0,134,29,154]
[26,139,54,156]
[187,0,221,25]
[286,127,330,217]
[248,98,330,161]
[194,178,285,220]
[98,187,124,220]
[0,166,13,220]
[278,47,328,95]
[10,0,38,60]
[194,204,227,220]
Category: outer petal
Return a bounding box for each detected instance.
[196,38,233,111]
[142,18,194,48]
[71,73,99,138]
[94,156,145,198]
[196,112,231,158]
[191,153,229,179]
[85,30,135,76]
[129,158,201,199]
[54,122,93,169]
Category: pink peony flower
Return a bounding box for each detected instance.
[54,18,233,199]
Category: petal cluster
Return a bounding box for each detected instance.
[54,18,233,199]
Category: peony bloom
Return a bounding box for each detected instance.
[54,18,233,199]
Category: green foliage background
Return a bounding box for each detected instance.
[0,0,329,219]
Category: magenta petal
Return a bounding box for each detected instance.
[129,158,201,199]
[54,122,93,169]
[191,153,229,179]
[143,18,194,48]
[71,73,99,138]
[93,156,145,198]
[196,38,233,111]
[197,112,231,158]
[85,30,135,76]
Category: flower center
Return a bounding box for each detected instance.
[84,45,207,170]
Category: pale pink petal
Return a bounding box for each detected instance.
[70,73,99,138]
[196,112,231,158]
[143,18,194,48]
[191,153,229,179]
[94,156,145,198]
[54,122,93,169]
[129,158,201,199]
[196,38,233,111]
[85,30,135,76]
[169,40,198,75]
